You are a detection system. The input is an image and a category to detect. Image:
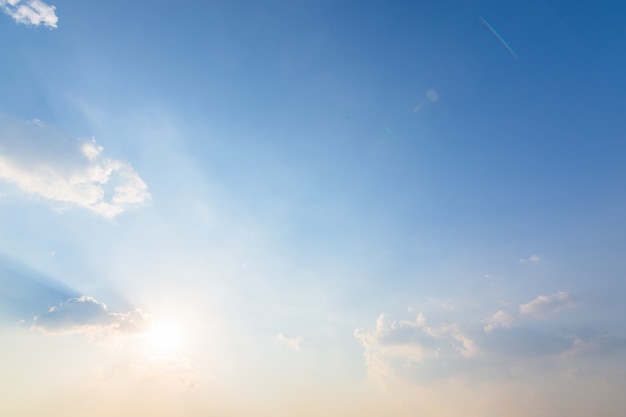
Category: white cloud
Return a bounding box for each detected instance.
[0,0,58,28]
[356,301,624,390]
[33,295,151,338]
[519,291,577,318]
[0,116,150,218]
[276,333,304,350]
[354,313,475,383]
[519,254,541,263]
[26,118,45,126]
[483,309,515,332]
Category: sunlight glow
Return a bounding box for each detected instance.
[146,320,185,356]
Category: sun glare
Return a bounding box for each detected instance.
[146,320,185,356]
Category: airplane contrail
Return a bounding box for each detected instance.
[479,16,517,58]
[412,100,426,113]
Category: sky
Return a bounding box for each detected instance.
[1,1,626,416]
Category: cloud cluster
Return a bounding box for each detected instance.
[483,292,576,332]
[354,290,626,386]
[0,0,58,28]
[354,313,475,383]
[0,116,150,218]
[33,295,150,337]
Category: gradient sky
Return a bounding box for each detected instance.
[2,1,626,416]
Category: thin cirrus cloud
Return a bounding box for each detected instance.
[519,254,541,263]
[276,333,304,350]
[0,116,150,218]
[0,0,58,28]
[519,291,577,318]
[33,295,150,337]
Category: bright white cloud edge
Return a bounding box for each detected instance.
[353,290,620,387]
[33,295,150,337]
[0,0,58,28]
[0,118,151,218]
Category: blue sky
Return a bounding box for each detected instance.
[1,1,626,416]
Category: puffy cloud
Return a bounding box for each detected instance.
[0,116,150,218]
[276,333,304,350]
[33,295,150,337]
[354,313,475,383]
[354,302,621,386]
[483,309,515,332]
[519,291,577,318]
[0,0,58,28]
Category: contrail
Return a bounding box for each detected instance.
[479,16,517,58]
[412,100,426,113]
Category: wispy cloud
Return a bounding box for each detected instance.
[33,295,150,338]
[519,254,541,263]
[483,309,515,332]
[480,326,577,359]
[0,0,58,28]
[0,115,150,218]
[276,333,304,350]
[479,16,517,58]
[519,291,577,317]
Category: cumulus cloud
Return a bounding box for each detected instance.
[356,299,624,388]
[33,295,150,337]
[0,0,58,28]
[519,291,577,318]
[354,313,475,383]
[483,310,515,332]
[276,333,304,350]
[0,115,150,218]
